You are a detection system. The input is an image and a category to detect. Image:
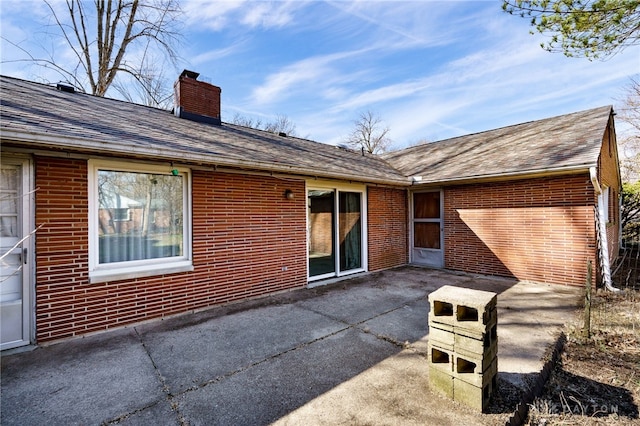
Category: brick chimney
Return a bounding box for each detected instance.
[173,70,221,125]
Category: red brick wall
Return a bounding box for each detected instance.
[35,157,307,342]
[444,175,597,286]
[367,186,408,271]
[35,157,90,341]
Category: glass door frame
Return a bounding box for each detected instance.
[306,180,368,282]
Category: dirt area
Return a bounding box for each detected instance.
[526,252,640,425]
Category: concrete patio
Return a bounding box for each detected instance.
[0,266,582,425]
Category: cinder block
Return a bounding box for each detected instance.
[456,343,497,372]
[428,286,497,332]
[428,319,454,333]
[428,311,496,340]
[453,356,497,387]
[428,343,454,373]
[454,321,498,354]
[428,285,497,312]
[429,323,455,347]
[453,375,497,412]
[429,366,454,399]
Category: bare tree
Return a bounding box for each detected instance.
[112,55,173,108]
[263,115,298,136]
[231,113,264,129]
[4,0,182,104]
[346,110,392,154]
[618,77,640,182]
[232,113,298,136]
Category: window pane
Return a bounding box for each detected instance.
[414,192,440,219]
[97,170,184,264]
[0,168,18,238]
[414,222,440,249]
[339,192,361,271]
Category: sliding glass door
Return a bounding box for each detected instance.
[308,186,365,280]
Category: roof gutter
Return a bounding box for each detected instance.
[1,129,411,187]
[410,164,596,187]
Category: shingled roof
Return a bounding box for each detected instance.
[0,76,408,185]
[382,105,613,185]
[1,75,613,187]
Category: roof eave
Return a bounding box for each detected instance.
[409,164,596,187]
[0,129,411,187]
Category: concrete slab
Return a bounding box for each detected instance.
[177,328,399,426]
[497,282,581,388]
[115,400,178,426]
[274,348,485,426]
[358,298,429,346]
[295,284,421,324]
[0,328,168,425]
[136,304,347,393]
[0,267,583,425]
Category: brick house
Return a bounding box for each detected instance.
[0,72,620,349]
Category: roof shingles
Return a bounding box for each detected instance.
[382,105,611,184]
[0,76,407,185]
[1,76,612,186]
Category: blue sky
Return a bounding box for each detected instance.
[1,1,639,149]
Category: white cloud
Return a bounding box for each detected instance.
[240,1,297,28]
[191,43,245,66]
[183,0,246,31]
[184,0,303,31]
[326,0,465,49]
[250,47,374,105]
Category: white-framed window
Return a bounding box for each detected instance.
[88,160,193,283]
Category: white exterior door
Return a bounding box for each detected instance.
[1,157,33,350]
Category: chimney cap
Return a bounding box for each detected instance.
[180,69,200,79]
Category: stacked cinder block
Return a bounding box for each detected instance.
[427,285,498,412]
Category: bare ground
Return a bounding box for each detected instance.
[526,251,640,425]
